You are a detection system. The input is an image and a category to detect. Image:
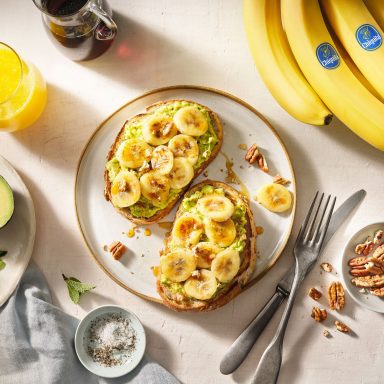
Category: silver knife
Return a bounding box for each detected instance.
[220,189,366,375]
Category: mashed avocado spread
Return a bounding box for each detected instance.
[106,101,219,218]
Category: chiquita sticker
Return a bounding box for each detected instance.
[356,24,382,51]
[316,43,340,69]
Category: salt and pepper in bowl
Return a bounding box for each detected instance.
[74,305,146,378]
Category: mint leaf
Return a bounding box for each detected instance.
[0,259,5,270]
[62,274,95,304]
[0,251,7,257]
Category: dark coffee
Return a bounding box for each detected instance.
[42,0,115,61]
[45,0,88,16]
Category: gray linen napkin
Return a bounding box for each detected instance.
[0,263,180,384]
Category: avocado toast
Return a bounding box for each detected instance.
[155,180,257,312]
[104,100,223,224]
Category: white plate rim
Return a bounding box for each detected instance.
[341,222,384,313]
[0,155,36,307]
[74,85,297,303]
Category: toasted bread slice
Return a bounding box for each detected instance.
[156,180,257,312]
[104,100,223,225]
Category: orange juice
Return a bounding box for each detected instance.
[0,43,47,132]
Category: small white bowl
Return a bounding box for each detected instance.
[74,305,146,378]
[341,222,384,313]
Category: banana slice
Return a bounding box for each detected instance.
[140,171,170,205]
[160,250,197,282]
[168,134,199,165]
[168,157,194,189]
[116,139,153,169]
[256,183,292,213]
[173,106,209,136]
[184,269,218,300]
[172,214,204,247]
[193,242,222,268]
[211,248,240,283]
[142,115,178,145]
[196,195,234,222]
[151,145,174,175]
[110,171,141,208]
[204,218,237,247]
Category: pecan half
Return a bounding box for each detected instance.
[320,262,333,273]
[245,144,269,173]
[308,287,322,301]
[348,256,368,267]
[355,238,374,256]
[373,244,384,260]
[273,174,290,185]
[328,281,345,310]
[351,274,384,288]
[373,230,384,245]
[349,261,384,277]
[370,287,384,296]
[311,307,327,322]
[335,320,349,333]
[108,241,126,260]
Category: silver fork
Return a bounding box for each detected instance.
[251,192,336,384]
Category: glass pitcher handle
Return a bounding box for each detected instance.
[89,3,117,40]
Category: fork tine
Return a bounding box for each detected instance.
[304,193,324,242]
[298,191,319,242]
[312,194,330,242]
[317,196,337,247]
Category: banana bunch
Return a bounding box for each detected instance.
[244,0,384,151]
[160,192,243,300]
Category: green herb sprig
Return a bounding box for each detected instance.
[62,274,96,304]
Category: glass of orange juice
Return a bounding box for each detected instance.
[0,42,47,132]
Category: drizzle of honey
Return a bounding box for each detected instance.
[157,221,173,230]
[220,152,250,200]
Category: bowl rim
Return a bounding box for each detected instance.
[341,221,384,314]
[74,304,146,378]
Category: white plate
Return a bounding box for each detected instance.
[0,156,35,307]
[75,86,296,303]
[341,222,384,313]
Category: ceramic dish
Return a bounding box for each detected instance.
[75,85,296,302]
[0,155,36,307]
[74,305,146,378]
[341,222,384,313]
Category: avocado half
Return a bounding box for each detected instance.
[0,175,14,229]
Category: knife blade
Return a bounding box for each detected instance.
[220,189,366,375]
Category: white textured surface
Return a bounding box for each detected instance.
[1,1,384,383]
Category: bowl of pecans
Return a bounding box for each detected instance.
[74,305,146,378]
[341,223,384,313]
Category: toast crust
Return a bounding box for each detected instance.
[104,100,223,225]
[157,180,257,312]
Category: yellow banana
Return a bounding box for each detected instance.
[281,0,384,151]
[321,0,384,100]
[243,0,332,125]
[364,0,384,31]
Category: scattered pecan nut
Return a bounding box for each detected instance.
[370,287,384,296]
[245,144,269,173]
[273,174,290,185]
[335,320,349,333]
[320,262,333,273]
[355,238,375,256]
[351,274,384,288]
[308,287,322,301]
[328,281,345,310]
[311,307,327,322]
[323,329,330,337]
[238,143,247,150]
[373,230,384,245]
[108,241,126,260]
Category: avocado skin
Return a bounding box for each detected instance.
[0,175,14,229]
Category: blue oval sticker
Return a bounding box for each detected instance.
[356,24,382,51]
[316,43,340,69]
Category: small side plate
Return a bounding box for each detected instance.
[74,305,146,378]
[341,222,384,313]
